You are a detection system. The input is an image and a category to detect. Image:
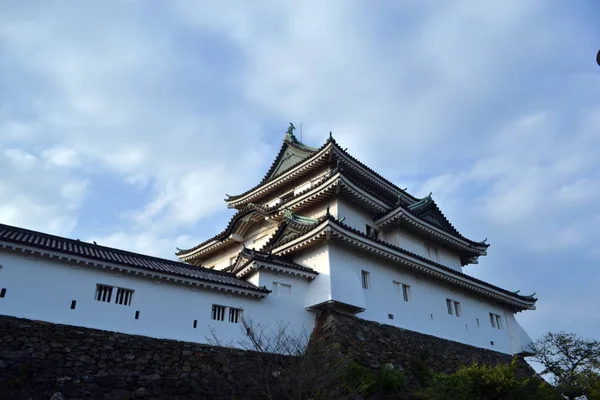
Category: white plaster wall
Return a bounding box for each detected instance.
[505,313,534,354]
[300,202,333,221]
[326,243,529,355]
[293,244,332,308]
[0,250,310,350]
[251,270,316,340]
[391,230,462,272]
[244,224,279,251]
[336,198,376,236]
[202,246,242,270]
[262,167,330,208]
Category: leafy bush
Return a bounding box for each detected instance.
[419,359,562,400]
[343,362,406,396]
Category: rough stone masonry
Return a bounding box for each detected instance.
[0,312,534,399]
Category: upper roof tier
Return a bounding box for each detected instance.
[225,125,418,208]
[178,125,488,264]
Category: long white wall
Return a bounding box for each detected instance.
[0,241,532,356]
[327,243,532,355]
[0,249,313,348]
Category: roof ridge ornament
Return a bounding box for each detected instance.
[284,122,298,143]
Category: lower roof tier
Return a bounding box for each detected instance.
[260,213,537,312]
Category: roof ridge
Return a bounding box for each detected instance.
[405,196,489,248]
[175,203,277,256]
[0,222,237,279]
[329,138,418,202]
[325,218,532,303]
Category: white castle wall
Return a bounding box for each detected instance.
[0,248,312,348]
[326,243,532,355]
[338,198,463,272]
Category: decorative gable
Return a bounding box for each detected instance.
[266,145,314,181]
[418,209,459,235]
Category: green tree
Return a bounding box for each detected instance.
[529,332,600,399]
[419,358,561,400]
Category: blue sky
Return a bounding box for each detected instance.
[1,1,599,343]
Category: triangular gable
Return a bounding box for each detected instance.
[261,212,320,252]
[408,197,464,240]
[266,143,316,181]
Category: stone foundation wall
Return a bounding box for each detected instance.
[313,311,536,384]
[0,313,535,399]
[0,316,275,400]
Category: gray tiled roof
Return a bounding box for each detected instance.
[0,223,268,294]
[238,247,317,274]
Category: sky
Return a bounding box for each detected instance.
[0,1,599,345]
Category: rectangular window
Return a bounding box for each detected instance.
[273,282,292,297]
[115,288,133,306]
[447,298,460,317]
[70,300,77,310]
[425,244,439,260]
[96,284,113,303]
[361,270,370,290]
[96,284,133,306]
[454,301,461,317]
[211,305,226,321]
[0,288,6,298]
[490,313,502,329]
[366,225,379,240]
[229,308,243,323]
[394,281,410,302]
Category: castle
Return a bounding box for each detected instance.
[0,125,536,355]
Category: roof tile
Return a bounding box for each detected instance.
[0,223,268,294]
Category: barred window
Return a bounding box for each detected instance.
[229,308,242,323]
[96,284,133,306]
[211,304,226,321]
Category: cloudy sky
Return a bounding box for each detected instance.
[1,1,599,343]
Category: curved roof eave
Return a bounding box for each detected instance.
[266,217,537,309]
[175,203,277,259]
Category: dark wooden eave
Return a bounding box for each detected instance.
[0,223,269,295]
[231,247,317,279]
[175,203,278,260]
[225,134,417,208]
[262,216,537,310]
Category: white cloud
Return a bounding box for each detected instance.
[3,148,37,170]
[42,147,82,168]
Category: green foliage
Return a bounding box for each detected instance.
[377,363,406,392]
[575,369,600,400]
[530,331,600,399]
[344,362,377,395]
[410,357,433,386]
[343,362,406,396]
[419,359,561,400]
